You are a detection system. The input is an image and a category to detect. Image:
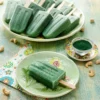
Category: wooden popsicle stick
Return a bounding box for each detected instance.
[24,0,31,7]
[67,7,77,17]
[68,2,74,7]
[39,0,45,6]
[59,80,76,89]
[47,3,56,13]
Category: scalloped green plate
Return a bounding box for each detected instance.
[16,51,79,98]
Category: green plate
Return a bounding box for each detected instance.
[16,51,79,98]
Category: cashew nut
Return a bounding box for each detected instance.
[80,27,84,32]
[85,61,93,68]
[90,19,95,23]
[0,46,4,52]
[95,59,100,65]
[10,38,17,44]
[89,69,95,77]
[2,88,10,96]
[0,0,3,5]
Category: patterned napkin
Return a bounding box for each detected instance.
[0,43,48,100]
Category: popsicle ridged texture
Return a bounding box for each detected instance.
[29,62,66,89]
[63,15,80,34]
[43,14,71,38]
[28,2,45,15]
[4,0,23,23]
[9,5,33,33]
[26,11,53,37]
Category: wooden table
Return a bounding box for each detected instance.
[0,0,100,100]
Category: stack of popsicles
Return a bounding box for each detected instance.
[4,0,80,39]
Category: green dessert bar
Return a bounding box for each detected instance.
[50,8,62,18]
[9,5,33,33]
[4,0,23,23]
[63,15,80,34]
[60,6,73,15]
[29,61,66,89]
[28,2,45,15]
[42,0,54,10]
[43,14,70,38]
[26,11,53,38]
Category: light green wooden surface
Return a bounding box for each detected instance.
[0,0,100,100]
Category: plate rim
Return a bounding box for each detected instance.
[2,9,85,42]
[16,51,79,98]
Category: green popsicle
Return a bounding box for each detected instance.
[29,61,66,89]
[4,0,23,23]
[63,15,80,34]
[9,5,33,33]
[28,2,45,15]
[43,14,70,38]
[26,11,53,38]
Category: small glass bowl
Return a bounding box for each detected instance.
[72,37,93,56]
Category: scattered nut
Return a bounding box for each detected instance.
[90,19,95,23]
[0,0,3,5]
[95,59,100,65]
[0,46,4,52]
[89,69,95,77]
[71,13,74,16]
[80,27,84,32]
[85,61,93,68]
[2,88,10,96]
[10,38,17,44]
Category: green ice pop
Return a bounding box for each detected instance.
[28,2,45,15]
[63,15,80,34]
[9,5,33,33]
[4,0,23,23]
[43,14,70,38]
[29,61,66,89]
[26,11,53,37]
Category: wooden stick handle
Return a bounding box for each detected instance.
[59,80,76,89]
[39,0,45,6]
[47,3,55,13]
[24,0,31,8]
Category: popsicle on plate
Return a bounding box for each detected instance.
[29,61,66,89]
[9,5,33,33]
[26,11,53,38]
[4,0,23,23]
[29,61,76,89]
[63,15,80,34]
[43,14,70,38]
[28,2,45,15]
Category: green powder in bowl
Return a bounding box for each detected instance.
[73,40,92,50]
